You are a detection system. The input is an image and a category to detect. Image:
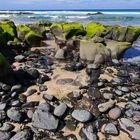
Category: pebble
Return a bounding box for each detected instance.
[15,55,25,62]
[55,49,65,59]
[98,100,115,113]
[38,74,50,84]
[26,89,37,96]
[103,93,113,100]
[43,94,54,101]
[32,109,59,130]
[10,129,32,140]
[11,85,23,94]
[80,125,98,140]
[108,107,121,120]
[104,123,119,135]
[54,103,67,117]
[39,85,48,92]
[37,103,51,112]
[0,131,11,140]
[72,109,92,122]
[7,108,23,122]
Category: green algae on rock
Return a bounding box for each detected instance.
[25,31,43,47]
[86,22,106,38]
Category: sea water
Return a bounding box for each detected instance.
[0,9,140,26]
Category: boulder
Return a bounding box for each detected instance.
[105,39,131,59]
[24,31,43,47]
[86,22,106,38]
[32,110,59,130]
[80,40,110,63]
[0,53,15,84]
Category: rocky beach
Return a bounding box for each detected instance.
[0,19,140,140]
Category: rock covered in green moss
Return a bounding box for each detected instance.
[0,20,17,45]
[86,22,106,38]
[51,22,85,40]
[17,24,44,47]
[25,31,43,47]
[98,25,140,42]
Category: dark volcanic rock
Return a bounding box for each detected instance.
[32,110,59,130]
[25,68,39,79]
[37,74,50,84]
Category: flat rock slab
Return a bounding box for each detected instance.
[32,110,59,130]
[119,118,140,140]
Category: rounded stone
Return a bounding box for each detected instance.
[72,109,92,122]
[54,103,67,117]
[108,107,121,120]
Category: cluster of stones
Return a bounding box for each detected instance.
[0,19,140,140]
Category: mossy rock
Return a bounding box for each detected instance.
[17,24,31,40]
[65,29,86,39]
[25,31,43,47]
[0,21,17,37]
[28,24,46,38]
[0,20,17,45]
[36,20,52,27]
[51,22,83,31]
[86,22,106,38]
[51,22,84,40]
[125,26,140,42]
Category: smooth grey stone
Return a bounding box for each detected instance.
[32,110,59,130]
[72,109,92,122]
[0,103,6,110]
[43,94,54,101]
[37,103,50,112]
[104,123,119,135]
[14,55,25,62]
[80,124,98,140]
[7,108,23,122]
[10,129,32,140]
[0,131,11,140]
[54,103,67,117]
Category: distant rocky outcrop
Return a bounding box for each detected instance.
[87,12,103,16]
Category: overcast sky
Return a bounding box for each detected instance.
[0,0,140,10]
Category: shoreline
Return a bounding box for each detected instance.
[0,19,140,139]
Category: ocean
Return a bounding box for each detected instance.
[0,9,140,26]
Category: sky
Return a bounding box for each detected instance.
[0,0,140,10]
